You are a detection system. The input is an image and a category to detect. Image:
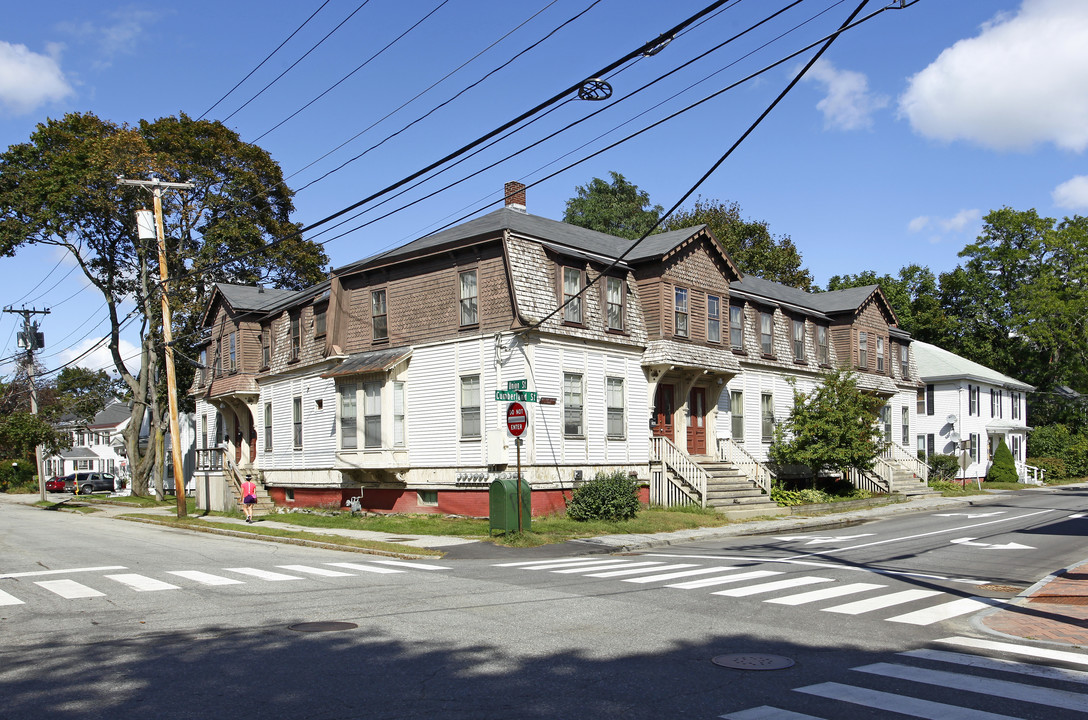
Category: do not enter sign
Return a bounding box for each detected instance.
[506,401,528,437]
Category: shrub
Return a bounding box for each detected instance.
[0,459,35,492]
[1028,457,1068,481]
[986,438,1019,483]
[566,471,641,522]
[928,453,960,482]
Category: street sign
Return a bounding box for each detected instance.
[507,379,527,391]
[507,402,527,437]
[495,390,537,402]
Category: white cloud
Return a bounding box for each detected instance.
[907,216,930,233]
[900,0,1088,152]
[58,336,139,377]
[804,58,888,131]
[906,209,981,238]
[0,41,73,115]
[1052,175,1088,210]
[58,8,157,70]
[939,208,982,232]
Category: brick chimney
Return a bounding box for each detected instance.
[504,181,526,212]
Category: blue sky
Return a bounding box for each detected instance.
[2,0,1087,379]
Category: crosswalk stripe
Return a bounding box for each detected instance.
[766,582,887,606]
[551,560,640,574]
[668,570,781,590]
[36,579,105,599]
[528,559,639,572]
[366,560,450,570]
[822,589,942,615]
[621,566,729,583]
[887,597,1001,626]
[277,565,353,577]
[720,705,825,719]
[1070,513,1085,519]
[713,576,832,598]
[854,662,1088,712]
[224,568,303,581]
[326,562,402,575]
[937,636,1088,668]
[0,588,25,606]
[796,681,1020,719]
[492,558,605,568]
[104,574,180,592]
[901,649,1088,685]
[167,571,245,586]
[584,562,673,577]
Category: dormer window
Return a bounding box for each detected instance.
[260,330,271,369]
[314,304,327,337]
[459,270,478,326]
[290,314,301,360]
[817,325,829,365]
[858,331,868,369]
[876,336,885,373]
[760,311,774,356]
[730,305,744,350]
[371,289,388,341]
[792,319,805,362]
[229,332,237,372]
[562,267,583,324]
[674,287,689,338]
[899,344,909,378]
[605,276,624,332]
[707,295,720,343]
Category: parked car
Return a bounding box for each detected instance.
[45,476,66,492]
[64,472,117,495]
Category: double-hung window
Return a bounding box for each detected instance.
[730,391,744,441]
[260,331,271,369]
[674,287,689,338]
[339,383,358,450]
[263,403,272,452]
[199,349,207,385]
[792,319,805,362]
[605,277,624,331]
[459,270,478,326]
[290,315,301,361]
[760,312,774,355]
[1012,392,1021,420]
[562,267,583,324]
[876,337,885,372]
[363,382,382,448]
[817,325,829,365]
[292,397,302,449]
[371,289,388,341]
[901,406,910,446]
[968,384,978,415]
[707,295,720,343]
[563,373,584,436]
[730,305,744,350]
[315,305,327,337]
[880,405,892,441]
[900,344,909,378]
[606,377,625,439]
[229,332,237,372]
[760,393,774,442]
[460,375,480,439]
[858,331,868,369]
[394,382,406,446]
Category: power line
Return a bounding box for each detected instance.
[198,0,334,120]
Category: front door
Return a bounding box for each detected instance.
[248,413,257,462]
[233,411,242,464]
[653,384,674,441]
[687,387,707,455]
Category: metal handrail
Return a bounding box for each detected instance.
[649,436,707,508]
[717,438,774,494]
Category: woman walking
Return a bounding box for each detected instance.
[241,474,258,523]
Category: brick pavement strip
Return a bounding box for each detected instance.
[980,558,1088,648]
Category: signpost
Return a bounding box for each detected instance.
[506,401,527,532]
[496,379,537,403]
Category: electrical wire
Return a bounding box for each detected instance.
[198,0,334,120]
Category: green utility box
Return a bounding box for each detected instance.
[488,477,531,534]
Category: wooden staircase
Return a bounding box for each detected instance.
[221,453,277,516]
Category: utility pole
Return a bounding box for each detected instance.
[117,176,194,518]
[3,305,50,501]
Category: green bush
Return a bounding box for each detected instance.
[986,438,1019,483]
[0,459,35,492]
[1028,425,1088,477]
[928,453,961,481]
[1028,456,1068,481]
[566,471,641,522]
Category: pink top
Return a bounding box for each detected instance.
[241,481,256,497]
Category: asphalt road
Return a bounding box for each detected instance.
[2,489,1087,719]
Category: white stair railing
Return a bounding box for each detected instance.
[1016,461,1045,485]
[881,442,929,481]
[717,438,774,494]
[845,460,892,494]
[649,436,707,508]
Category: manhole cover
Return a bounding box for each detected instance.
[712,654,794,670]
[288,621,358,633]
[978,584,1026,593]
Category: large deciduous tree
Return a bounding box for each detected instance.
[563,171,663,240]
[0,111,329,496]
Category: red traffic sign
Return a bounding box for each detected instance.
[506,401,528,437]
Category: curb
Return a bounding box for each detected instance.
[972,556,1088,649]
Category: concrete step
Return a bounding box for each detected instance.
[708,495,777,507]
[706,487,766,500]
[712,504,791,520]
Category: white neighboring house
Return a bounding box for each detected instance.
[912,341,1039,482]
[45,401,130,485]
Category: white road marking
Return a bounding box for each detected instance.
[887,597,1003,625]
[0,588,25,606]
[822,589,942,615]
[1070,513,1085,519]
[796,681,1020,719]
[720,706,824,719]
[0,565,126,579]
[854,662,1088,712]
[277,565,353,577]
[765,582,887,606]
[950,538,1034,550]
[713,576,832,598]
[326,562,402,575]
[773,534,874,545]
[528,559,641,572]
[104,574,180,592]
[167,571,245,586]
[621,566,730,583]
[224,567,303,581]
[492,558,606,568]
[668,570,781,590]
[935,512,1006,518]
[643,554,989,585]
[35,579,105,599]
[551,560,639,574]
[366,560,450,570]
[900,649,1088,686]
[583,562,674,577]
[937,636,1088,668]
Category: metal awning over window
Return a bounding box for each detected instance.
[321,347,412,379]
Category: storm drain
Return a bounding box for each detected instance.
[977,584,1026,594]
[288,621,359,633]
[712,654,794,670]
